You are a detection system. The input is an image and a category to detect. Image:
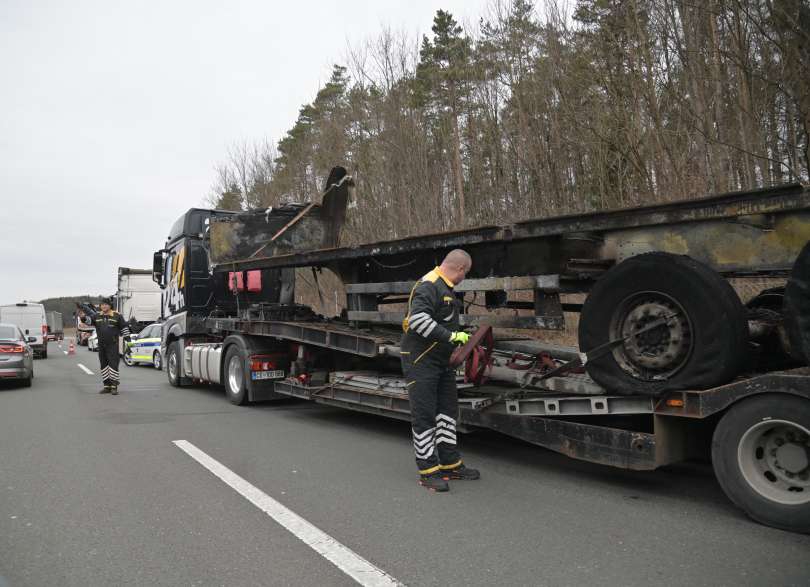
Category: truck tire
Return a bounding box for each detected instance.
[223,346,249,405]
[166,341,185,387]
[783,240,810,364]
[579,253,748,396]
[712,394,810,533]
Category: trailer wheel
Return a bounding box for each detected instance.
[166,341,184,387]
[579,253,747,396]
[712,394,810,533]
[224,346,249,405]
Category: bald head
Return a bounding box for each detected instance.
[439,249,472,285]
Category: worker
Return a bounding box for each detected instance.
[401,249,481,492]
[85,298,130,395]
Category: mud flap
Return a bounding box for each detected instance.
[784,241,810,364]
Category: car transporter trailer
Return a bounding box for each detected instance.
[155,171,810,533]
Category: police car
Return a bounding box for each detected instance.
[123,323,162,370]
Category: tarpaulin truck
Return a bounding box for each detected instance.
[46,311,63,342]
[153,167,810,533]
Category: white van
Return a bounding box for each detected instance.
[0,302,48,358]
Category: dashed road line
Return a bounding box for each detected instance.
[77,364,94,375]
[173,439,403,587]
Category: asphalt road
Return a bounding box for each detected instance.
[1,341,809,587]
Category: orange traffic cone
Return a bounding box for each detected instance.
[68,340,76,355]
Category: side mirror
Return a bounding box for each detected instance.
[152,250,166,285]
[27,337,36,343]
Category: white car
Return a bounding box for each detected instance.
[123,323,163,370]
[87,331,98,352]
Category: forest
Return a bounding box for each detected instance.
[209,0,809,246]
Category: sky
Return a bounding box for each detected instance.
[0,0,492,304]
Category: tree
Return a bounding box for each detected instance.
[414,10,473,226]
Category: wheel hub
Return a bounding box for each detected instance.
[168,353,177,379]
[228,356,243,394]
[611,294,692,380]
[766,433,810,483]
[739,420,810,505]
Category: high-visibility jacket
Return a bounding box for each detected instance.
[92,310,130,346]
[400,267,461,365]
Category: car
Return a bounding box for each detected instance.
[0,302,48,358]
[87,331,98,352]
[0,323,35,387]
[123,323,162,370]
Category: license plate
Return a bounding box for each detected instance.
[251,369,285,381]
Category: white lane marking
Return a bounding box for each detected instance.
[173,440,402,587]
[77,364,94,375]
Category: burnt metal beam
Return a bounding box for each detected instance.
[345,274,561,295]
[213,183,808,272]
[346,311,565,330]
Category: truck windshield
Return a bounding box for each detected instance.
[0,326,20,340]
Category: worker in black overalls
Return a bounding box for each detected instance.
[91,298,130,395]
[401,249,481,492]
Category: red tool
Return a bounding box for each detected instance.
[449,326,494,386]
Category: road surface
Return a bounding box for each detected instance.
[1,341,808,586]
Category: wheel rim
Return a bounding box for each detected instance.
[168,350,178,382]
[227,355,243,396]
[154,352,161,369]
[609,291,693,381]
[124,351,133,366]
[738,419,810,505]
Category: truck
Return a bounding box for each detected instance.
[46,311,63,342]
[0,302,49,358]
[75,304,95,346]
[152,166,810,533]
[115,267,162,333]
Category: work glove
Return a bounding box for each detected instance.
[449,331,470,345]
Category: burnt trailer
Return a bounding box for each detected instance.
[153,169,810,533]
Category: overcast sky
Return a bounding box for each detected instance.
[0,0,492,304]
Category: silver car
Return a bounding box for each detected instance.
[0,323,35,387]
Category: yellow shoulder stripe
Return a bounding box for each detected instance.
[422,269,440,283]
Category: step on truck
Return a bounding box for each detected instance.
[153,167,810,533]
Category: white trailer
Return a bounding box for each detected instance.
[46,311,63,341]
[116,268,162,332]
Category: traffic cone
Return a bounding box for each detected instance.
[68,340,76,355]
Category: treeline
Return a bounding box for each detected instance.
[210,0,809,244]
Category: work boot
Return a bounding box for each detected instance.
[99,386,111,394]
[110,386,119,395]
[419,471,449,492]
[442,464,480,481]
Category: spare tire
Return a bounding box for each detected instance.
[783,241,810,365]
[579,252,748,396]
